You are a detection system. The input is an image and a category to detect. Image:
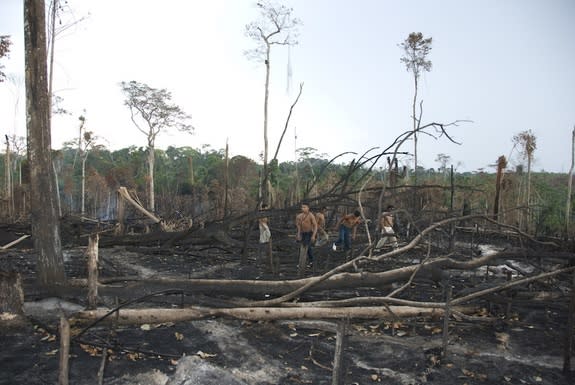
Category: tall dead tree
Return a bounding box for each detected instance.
[566,127,575,237]
[400,32,432,183]
[493,155,507,221]
[245,0,300,206]
[24,0,66,285]
[513,130,537,232]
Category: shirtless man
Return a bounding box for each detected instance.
[333,210,362,251]
[296,202,318,275]
[314,206,329,246]
[376,205,398,250]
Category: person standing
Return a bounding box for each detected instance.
[314,206,329,247]
[258,204,277,273]
[333,210,362,252]
[296,202,318,276]
[376,205,398,250]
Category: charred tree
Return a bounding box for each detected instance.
[24,0,65,285]
[493,155,507,221]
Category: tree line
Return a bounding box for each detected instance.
[0,141,570,237]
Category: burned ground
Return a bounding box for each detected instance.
[0,222,574,385]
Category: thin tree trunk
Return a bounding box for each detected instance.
[563,271,575,373]
[87,233,99,309]
[47,0,57,113]
[332,320,347,385]
[565,127,575,237]
[81,155,86,217]
[526,155,532,233]
[116,190,125,235]
[494,156,506,221]
[52,159,62,217]
[262,44,271,205]
[5,137,12,220]
[25,0,65,286]
[412,75,418,182]
[147,145,155,212]
[224,140,229,218]
[58,315,70,385]
[449,165,455,252]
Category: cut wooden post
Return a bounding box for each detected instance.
[442,275,452,358]
[563,271,575,373]
[58,316,70,385]
[268,240,278,275]
[332,319,347,385]
[87,233,99,310]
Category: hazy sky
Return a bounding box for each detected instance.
[1,0,574,172]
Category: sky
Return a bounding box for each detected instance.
[0,0,574,173]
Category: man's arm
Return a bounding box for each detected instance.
[352,217,361,239]
[311,215,318,239]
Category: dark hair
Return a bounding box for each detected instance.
[353,210,361,217]
[261,203,268,209]
[387,205,395,210]
[301,202,310,207]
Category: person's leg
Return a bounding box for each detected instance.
[343,227,351,250]
[257,241,264,263]
[333,226,343,250]
[390,234,398,249]
[375,236,387,250]
[298,232,311,276]
[336,226,345,246]
[302,232,313,262]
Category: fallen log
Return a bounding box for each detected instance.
[74,305,478,325]
[65,249,575,299]
[0,234,30,250]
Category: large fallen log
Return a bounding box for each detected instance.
[74,305,478,325]
[62,249,575,303]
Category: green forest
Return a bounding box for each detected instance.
[0,142,571,238]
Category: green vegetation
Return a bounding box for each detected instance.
[0,144,571,238]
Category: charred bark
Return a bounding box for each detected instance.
[24,0,65,286]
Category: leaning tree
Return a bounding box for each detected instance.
[120,81,193,213]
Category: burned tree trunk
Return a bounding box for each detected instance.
[0,270,24,315]
[493,156,507,221]
[24,0,65,286]
[75,305,466,325]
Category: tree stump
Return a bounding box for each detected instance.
[0,269,26,329]
[0,270,24,314]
